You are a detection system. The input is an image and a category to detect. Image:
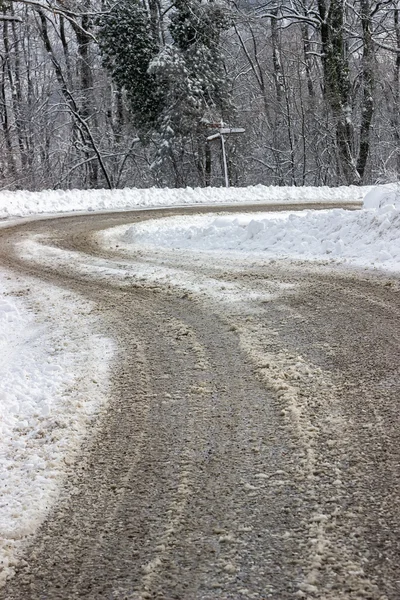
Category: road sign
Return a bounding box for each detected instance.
[206,125,245,188]
[206,133,221,142]
[219,127,246,135]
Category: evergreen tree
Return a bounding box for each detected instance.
[149,0,233,184]
[169,0,231,122]
[97,0,162,133]
[98,0,233,185]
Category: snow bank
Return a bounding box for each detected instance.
[0,273,113,586]
[0,184,367,219]
[363,182,400,209]
[112,204,400,272]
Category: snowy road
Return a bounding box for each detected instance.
[1,203,400,599]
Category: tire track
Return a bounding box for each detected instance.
[0,205,399,599]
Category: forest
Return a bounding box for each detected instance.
[0,0,399,190]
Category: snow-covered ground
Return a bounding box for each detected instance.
[0,183,367,220]
[0,271,113,586]
[0,182,399,587]
[102,184,400,273]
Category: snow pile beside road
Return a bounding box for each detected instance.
[0,273,113,586]
[363,182,400,209]
[115,204,400,271]
[0,184,367,219]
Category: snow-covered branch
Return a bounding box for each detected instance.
[0,14,22,22]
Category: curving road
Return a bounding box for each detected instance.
[0,202,399,600]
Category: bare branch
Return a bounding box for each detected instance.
[11,0,105,41]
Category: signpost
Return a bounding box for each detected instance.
[206,124,245,188]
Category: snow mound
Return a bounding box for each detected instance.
[363,183,400,209]
[0,184,367,220]
[111,205,400,272]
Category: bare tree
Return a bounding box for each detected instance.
[0,0,398,189]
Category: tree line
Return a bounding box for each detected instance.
[0,0,400,190]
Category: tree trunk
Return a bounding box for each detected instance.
[318,0,360,184]
[70,4,99,187]
[393,1,400,177]
[38,9,111,189]
[356,0,374,181]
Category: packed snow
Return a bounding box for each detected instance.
[100,184,400,272]
[0,271,113,586]
[0,184,367,220]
